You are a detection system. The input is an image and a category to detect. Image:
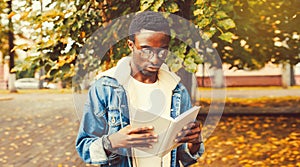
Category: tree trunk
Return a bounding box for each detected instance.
[176,0,197,103]
[8,73,16,92]
[202,63,205,87]
[213,68,224,88]
[282,62,291,88]
[7,0,17,93]
[290,64,295,86]
[38,0,44,89]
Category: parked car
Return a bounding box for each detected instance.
[14,78,57,89]
[15,78,40,89]
[43,82,58,89]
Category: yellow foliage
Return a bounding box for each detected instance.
[198,115,300,166]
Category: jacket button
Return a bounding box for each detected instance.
[111,117,116,124]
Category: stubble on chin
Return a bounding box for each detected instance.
[141,70,157,76]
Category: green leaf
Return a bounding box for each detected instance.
[184,57,197,73]
[202,30,216,41]
[202,27,217,40]
[184,57,194,65]
[151,0,164,11]
[193,9,203,16]
[197,18,211,28]
[217,18,236,30]
[194,0,204,5]
[187,48,203,64]
[210,2,219,7]
[140,0,154,11]
[216,11,229,19]
[166,2,179,13]
[166,56,183,72]
[219,32,235,43]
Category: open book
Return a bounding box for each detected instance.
[130,106,201,157]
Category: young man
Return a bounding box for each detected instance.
[76,11,204,167]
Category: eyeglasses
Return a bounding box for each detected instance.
[132,43,169,61]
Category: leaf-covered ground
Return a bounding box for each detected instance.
[0,92,299,166]
[194,96,300,166]
[195,116,300,167]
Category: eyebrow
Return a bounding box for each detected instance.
[140,45,169,49]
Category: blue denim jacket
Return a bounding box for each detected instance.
[76,73,204,167]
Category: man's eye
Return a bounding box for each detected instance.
[159,50,168,56]
[142,49,153,55]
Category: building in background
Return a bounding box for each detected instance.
[196,62,300,87]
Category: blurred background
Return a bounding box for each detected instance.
[0,0,299,166]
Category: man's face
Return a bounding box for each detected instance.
[128,29,170,82]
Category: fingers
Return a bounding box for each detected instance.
[128,137,158,146]
[175,130,200,143]
[128,126,154,134]
[178,127,200,137]
[126,126,158,148]
[125,133,158,148]
[128,133,158,141]
[175,133,199,143]
[129,143,153,148]
[175,121,202,143]
[111,125,158,149]
[182,121,201,130]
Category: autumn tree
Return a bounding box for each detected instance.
[11,0,235,90]
[213,0,299,70]
[10,0,299,88]
[0,1,9,58]
[213,0,299,87]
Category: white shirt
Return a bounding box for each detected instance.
[123,75,174,167]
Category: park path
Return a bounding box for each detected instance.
[0,93,97,167]
[0,90,299,166]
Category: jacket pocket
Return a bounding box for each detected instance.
[107,109,122,134]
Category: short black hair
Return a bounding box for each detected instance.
[128,11,171,41]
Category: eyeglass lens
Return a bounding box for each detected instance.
[141,48,168,60]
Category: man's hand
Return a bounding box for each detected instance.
[175,121,202,155]
[109,125,158,149]
[175,121,202,144]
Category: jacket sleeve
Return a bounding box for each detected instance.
[177,143,205,166]
[75,82,118,165]
[176,83,205,166]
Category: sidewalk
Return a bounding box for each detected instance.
[1,86,299,98]
[1,87,299,116]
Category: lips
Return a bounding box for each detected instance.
[147,66,160,72]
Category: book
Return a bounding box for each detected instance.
[130,106,201,157]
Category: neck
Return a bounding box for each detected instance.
[131,73,158,83]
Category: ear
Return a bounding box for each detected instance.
[127,40,134,51]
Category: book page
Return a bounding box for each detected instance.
[159,106,201,156]
[130,109,172,156]
[130,106,201,157]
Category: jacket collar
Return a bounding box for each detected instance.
[96,56,181,90]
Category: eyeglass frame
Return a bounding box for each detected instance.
[131,41,169,61]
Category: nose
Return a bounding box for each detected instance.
[149,52,162,65]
